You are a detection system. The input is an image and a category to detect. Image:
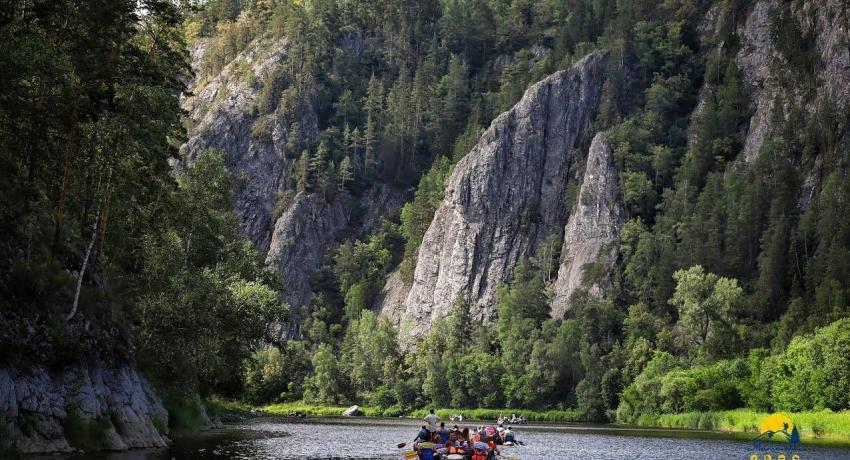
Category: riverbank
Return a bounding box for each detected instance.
[628,409,850,446]
[259,402,850,447]
[262,402,581,422]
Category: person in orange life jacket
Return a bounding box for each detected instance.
[471,441,495,460]
[485,436,500,457]
[449,430,471,454]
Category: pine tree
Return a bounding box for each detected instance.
[310,141,329,178]
[295,150,311,192]
[363,75,384,179]
[338,156,354,192]
[319,161,336,202]
[384,69,412,181]
[342,124,354,157]
[286,122,302,156]
[432,54,468,156]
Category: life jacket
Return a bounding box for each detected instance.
[472,441,490,460]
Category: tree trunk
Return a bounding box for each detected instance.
[52,101,80,255]
[66,206,101,322]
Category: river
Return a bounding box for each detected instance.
[38,417,850,460]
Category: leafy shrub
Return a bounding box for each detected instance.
[251,114,276,142]
[371,385,396,409]
[770,319,850,411]
[243,342,311,405]
[617,352,679,423]
[381,405,405,417]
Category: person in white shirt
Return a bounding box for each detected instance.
[424,408,439,436]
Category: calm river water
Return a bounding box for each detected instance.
[42,417,850,460]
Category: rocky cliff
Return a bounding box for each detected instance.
[181,37,307,253]
[735,0,849,167]
[551,133,625,318]
[176,1,849,341]
[396,52,609,338]
[265,192,346,331]
[0,364,169,454]
[182,38,404,324]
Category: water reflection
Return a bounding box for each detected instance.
[40,417,850,460]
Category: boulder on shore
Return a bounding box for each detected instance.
[342,405,362,416]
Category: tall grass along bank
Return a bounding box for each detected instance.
[631,409,850,445]
[263,402,581,422]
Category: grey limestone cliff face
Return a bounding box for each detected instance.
[263,186,405,333]
[550,133,625,318]
[0,365,168,454]
[736,0,850,164]
[399,52,609,339]
[182,38,407,326]
[181,36,316,254]
[265,192,346,330]
[376,268,410,328]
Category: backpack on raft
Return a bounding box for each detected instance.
[417,442,435,460]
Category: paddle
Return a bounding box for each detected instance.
[397,442,407,448]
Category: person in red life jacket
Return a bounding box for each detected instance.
[486,438,500,457]
[471,440,496,460]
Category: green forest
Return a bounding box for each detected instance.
[2,0,849,442]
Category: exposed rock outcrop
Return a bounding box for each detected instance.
[398,52,609,339]
[181,36,315,254]
[376,268,410,328]
[182,39,407,326]
[265,192,347,330]
[736,0,790,163]
[0,365,168,454]
[551,133,625,318]
[356,184,407,236]
[263,186,405,334]
[736,0,850,164]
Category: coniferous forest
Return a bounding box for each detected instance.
[2,0,850,454]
